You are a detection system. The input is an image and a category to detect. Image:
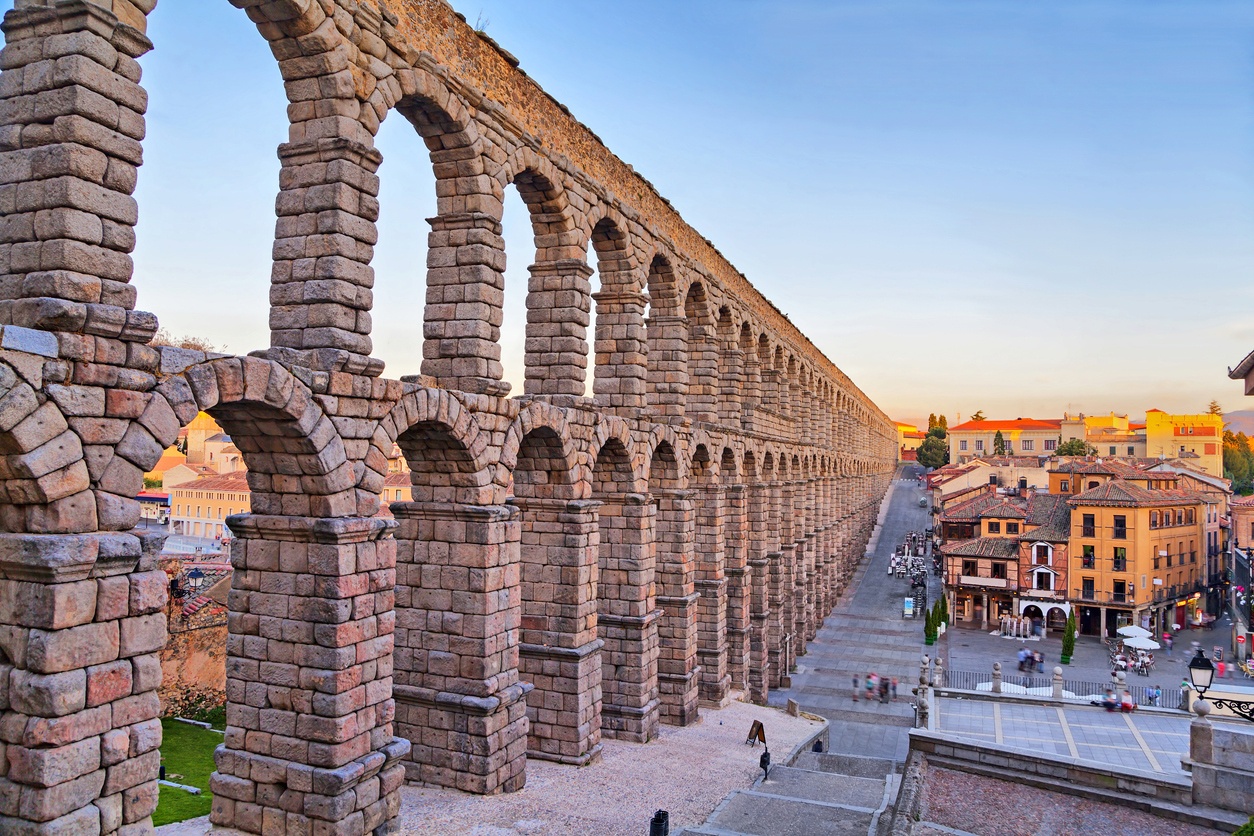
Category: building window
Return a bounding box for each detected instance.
[1082,544,1095,569]
[1112,547,1127,572]
[959,440,968,451]
[1021,439,1034,452]
[1189,540,1196,563]
[1113,515,1126,539]
[1007,522,1019,534]
[1113,579,1128,603]
[1175,509,1183,526]
[1060,479,1069,492]
[1035,570,1053,591]
[1109,446,1116,456]
[1081,578,1095,600]
[975,440,984,452]
[988,521,1001,534]
[1044,439,1057,451]
[1033,544,1050,563]
[1150,511,1159,528]
[991,562,1007,580]
[1166,546,1172,567]
[1186,508,1194,524]
[1082,514,1095,538]
[962,560,977,577]
[1127,446,1135,456]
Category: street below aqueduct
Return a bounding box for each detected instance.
[770,464,937,763]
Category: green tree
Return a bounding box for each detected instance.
[927,426,946,439]
[917,435,949,469]
[927,413,938,431]
[970,410,986,422]
[1056,438,1093,456]
[1062,610,1077,660]
[993,430,1006,456]
[938,415,948,432]
[1207,400,1223,416]
[1224,429,1254,493]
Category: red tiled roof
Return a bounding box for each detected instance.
[169,472,250,492]
[1068,479,1203,508]
[949,419,1062,432]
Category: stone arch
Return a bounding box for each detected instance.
[589,416,648,495]
[586,212,647,407]
[684,283,717,421]
[500,402,586,499]
[163,357,356,518]
[0,360,92,534]
[644,253,685,415]
[378,387,495,505]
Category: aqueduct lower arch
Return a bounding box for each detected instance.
[0,1,896,833]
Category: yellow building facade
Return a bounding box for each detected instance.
[1144,409,1223,477]
[1068,479,1206,638]
[169,472,251,540]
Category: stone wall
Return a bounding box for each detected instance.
[0,1,897,833]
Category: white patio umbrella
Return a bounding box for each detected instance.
[1122,636,1161,651]
[1116,625,1152,639]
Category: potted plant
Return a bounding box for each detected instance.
[924,606,937,645]
[1061,610,1077,664]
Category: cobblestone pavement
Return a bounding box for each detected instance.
[936,697,1191,775]
[917,767,1224,836]
[770,465,938,762]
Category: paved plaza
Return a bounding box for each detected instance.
[935,697,1192,775]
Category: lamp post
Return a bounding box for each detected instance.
[1188,648,1254,723]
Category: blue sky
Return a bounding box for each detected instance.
[24,1,1254,426]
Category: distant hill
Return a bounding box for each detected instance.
[1225,410,1254,436]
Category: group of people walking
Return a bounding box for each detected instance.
[853,673,898,704]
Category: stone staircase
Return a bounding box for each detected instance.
[677,752,902,836]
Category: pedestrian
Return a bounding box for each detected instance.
[1217,659,1226,679]
[853,674,860,702]
[1152,685,1162,707]
[1034,651,1044,673]
[880,678,889,704]
[1165,634,1173,657]
[891,677,898,701]
[866,673,876,702]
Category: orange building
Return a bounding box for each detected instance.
[1067,479,1206,638]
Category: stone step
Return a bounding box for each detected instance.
[690,787,877,836]
[753,765,887,809]
[791,750,902,778]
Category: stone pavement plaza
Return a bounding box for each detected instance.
[935,698,1192,776]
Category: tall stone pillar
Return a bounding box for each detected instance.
[391,501,529,794]
[653,488,699,726]
[760,368,779,413]
[269,137,384,376]
[741,350,761,418]
[595,493,660,743]
[790,480,810,651]
[524,259,592,397]
[718,347,744,424]
[0,531,167,835]
[723,485,750,692]
[694,484,729,706]
[768,481,795,688]
[746,482,771,704]
[686,325,718,423]
[0,2,151,338]
[645,315,688,418]
[211,516,409,835]
[422,211,510,395]
[511,498,603,765]
[590,290,648,410]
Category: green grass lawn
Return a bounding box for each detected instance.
[153,718,222,826]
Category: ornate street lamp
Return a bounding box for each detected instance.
[1188,648,1254,723]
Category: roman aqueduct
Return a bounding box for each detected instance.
[0,0,895,832]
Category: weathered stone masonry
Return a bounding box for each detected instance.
[0,1,894,833]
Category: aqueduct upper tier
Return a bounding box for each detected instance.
[0,1,895,833]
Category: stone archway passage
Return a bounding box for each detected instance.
[0,3,897,834]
